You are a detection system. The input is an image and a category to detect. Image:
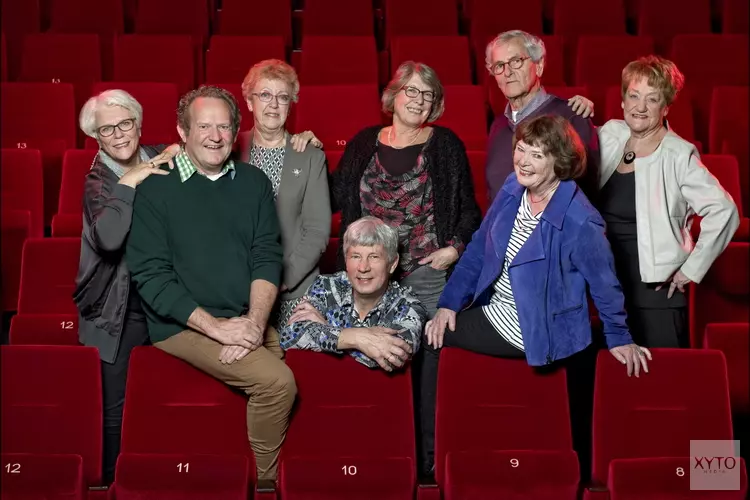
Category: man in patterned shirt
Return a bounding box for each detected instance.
[280,216,426,371]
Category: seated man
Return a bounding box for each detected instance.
[125,85,296,481]
[281,216,426,371]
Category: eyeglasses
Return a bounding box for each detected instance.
[252,91,292,106]
[488,56,530,76]
[402,86,435,102]
[97,118,136,137]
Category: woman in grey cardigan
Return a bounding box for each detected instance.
[240,59,331,327]
[73,89,178,484]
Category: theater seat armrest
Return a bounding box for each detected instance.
[255,478,277,498]
[417,482,441,500]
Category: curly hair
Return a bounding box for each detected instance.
[621,55,685,106]
[177,85,242,138]
[512,115,587,181]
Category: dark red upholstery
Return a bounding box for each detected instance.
[637,0,712,55]
[385,0,458,43]
[1,148,44,238]
[466,150,489,215]
[9,314,80,346]
[435,348,576,495]
[703,323,750,415]
[86,82,181,148]
[390,36,472,85]
[16,237,80,315]
[57,149,97,215]
[589,349,736,496]
[444,449,579,500]
[134,0,209,45]
[113,453,250,500]
[1,209,31,311]
[206,35,286,83]
[121,347,256,478]
[1,83,76,225]
[1,0,40,80]
[325,151,343,174]
[723,0,749,34]
[114,35,197,95]
[1,33,7,81]
[689,243,749,347]
[300,36,379,85]
[49,0,123,35]
[294,85,381,150]
[709,86,749,214]
[217,0,292,49]
[51,213,83,238]
[0,345,102,486]
[0,453,85,500]
[468,0,543,53]
[608,456,747,499]
[303,0,374,37]
[702,154,744,217]
[319,237,340,274]
[435,85,487,150]
[279,350,416,499]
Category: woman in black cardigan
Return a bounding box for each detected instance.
[331,61,482,320]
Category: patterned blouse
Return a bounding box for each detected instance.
[359,138,442,277]
[279,271,427,369]
[250,144,285,198]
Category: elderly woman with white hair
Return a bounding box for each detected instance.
[484,30,599,205]
[72,89,179,484]
[331,61,482,320]
[240,58,331,328]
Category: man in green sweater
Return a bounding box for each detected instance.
[125,86,296,481]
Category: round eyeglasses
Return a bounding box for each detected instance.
[488,56,530,76]
[402,86,435,102]
[252,91,292,106]
[97,118,136,137]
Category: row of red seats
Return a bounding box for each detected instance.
[2,343,746,499]
[4,236,748,358]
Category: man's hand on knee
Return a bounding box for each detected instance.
[219,345,251,364]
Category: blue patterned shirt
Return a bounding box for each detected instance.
[280,271,426,369]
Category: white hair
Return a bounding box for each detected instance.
[79,89,143,139]
[485,30,547,68]
[343,216,399,264]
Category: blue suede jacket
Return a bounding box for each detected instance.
[437,174,633,366]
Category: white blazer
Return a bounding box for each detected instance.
[598,120,739,283]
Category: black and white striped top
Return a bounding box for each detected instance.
[482,190,542,351]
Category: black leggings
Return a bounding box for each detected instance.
[415,306,597,481]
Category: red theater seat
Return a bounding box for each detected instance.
[0,345,103,488]
[134,0,209,45]
[1,33,7,81]
[723,0,749,34]
[303,0,374,37]
[689,243,749,348]
[57,149,97,214]
[390,36,472,86]
[435,85,487,150]
[638,0,712,55]
[703,323,749,415]
[51,213,83,237]
[1,0,40,80]
[468,0,543,53]
[294,85,381,150]
[702,154,745,217]
[710,86,748,156]
[319,237,340,273]
[300,36,379,86]
[1,148,44,238]
[466,150,489,214]
[586,348,746,499]
[9,313,80,346]
[206,36,286,84]
[17,237,80,315]
[435,349,578,499]
[279,350,417,500]
[86,82,181,148]
[0,453,85,500]
[1,210,31,312]
[385,0,458,43]
[119,347,256,482]
[114,35,197,95]
[217,0,292,49]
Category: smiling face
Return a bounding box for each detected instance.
[246,78,291,134]
[513,139,559,192]
[392,74,434,128]
[489,38,543,100]
[178,96,234,173]
[622,77,667,135]
[345,244,398,300]
[95,105,141,163]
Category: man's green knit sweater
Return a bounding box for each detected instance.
[125,160,282,343]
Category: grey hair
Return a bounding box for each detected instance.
[381,61,445,122]
[343,216,399,264]
[79,89,143,139]
[485,30,546,69]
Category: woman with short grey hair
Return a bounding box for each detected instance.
[331,61,482,320]
[73,89,179,484]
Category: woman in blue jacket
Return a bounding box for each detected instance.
[417,114,651,478]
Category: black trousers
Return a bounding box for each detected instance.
[626,305,689,348]
[415,306,598,482]
[101,309,149,484]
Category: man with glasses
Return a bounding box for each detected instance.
[126,85,296,483]
[484,30,600,204]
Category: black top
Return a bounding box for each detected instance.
[377,142,423,176]
[600,170,686,309]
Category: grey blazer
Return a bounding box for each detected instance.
[243,132,331,300]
